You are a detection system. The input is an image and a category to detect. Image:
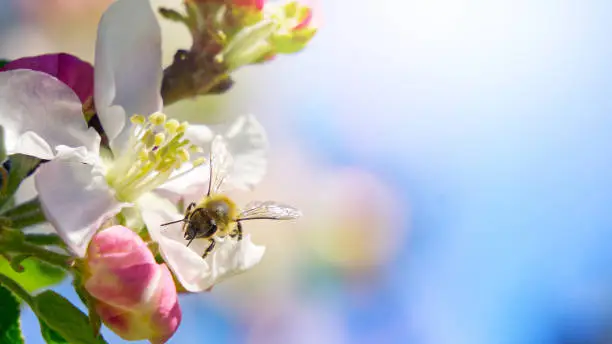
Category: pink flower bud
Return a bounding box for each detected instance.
[84,226,181,344]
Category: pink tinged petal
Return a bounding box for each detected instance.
[233,0,264,10]
[140,196,265,292]
[0,53,94,104]
[0,69,100,160]
[94,0,163,152]
[85,226,181,343]
[293,7,313,30]
[34,158,128,257]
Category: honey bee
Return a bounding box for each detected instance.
[161,135,301,258]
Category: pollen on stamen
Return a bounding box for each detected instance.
[164,119,180,135]
[177,121,189,133]
[149,112,167,126]
[189,145,204,153]
[130,114,146,125]
[193,157,207,167]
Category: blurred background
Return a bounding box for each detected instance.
[3,0,612,343]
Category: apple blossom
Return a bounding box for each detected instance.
[0,0,268,296]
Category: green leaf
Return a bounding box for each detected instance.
[0,60,9,69]
[40,321,69,344]
[33,291,106,344]
[0,285,24,344]
[0,258,66,293]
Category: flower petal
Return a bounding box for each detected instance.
[140,195,265,292]
[0,53,94,104]
[0,69,100,160]
[94,0,163,152]
[155,115,267,202]
[35,157,128,257]
[221,114,268,190]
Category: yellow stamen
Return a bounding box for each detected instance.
[193,157,207,167]
[164,119,180,135]
[149,112,167,126]
[154,133,166,147]
[130,114,146,125]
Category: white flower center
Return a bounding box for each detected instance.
[105,113,206,202]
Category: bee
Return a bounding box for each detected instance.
[161,135,301,258]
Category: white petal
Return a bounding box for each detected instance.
[154,165,209,205]
[0,69,100,159]
[94,0,163,153]
[34,157,128,257]
[140,195,265,292]
[216,114,268,190]
[155,115,268,201]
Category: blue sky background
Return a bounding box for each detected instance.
[8,0,612,343]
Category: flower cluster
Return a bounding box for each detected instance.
[0,0,312,342]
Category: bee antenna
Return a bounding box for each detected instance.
[207,145,213,197]
[160,219,186,226]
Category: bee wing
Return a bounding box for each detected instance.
[207,135,234,195]
[238,201,303,221]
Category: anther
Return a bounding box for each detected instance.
[193,157,207,167]
[149,112,167,126]
[130,114,146,125]
[164,119,180,135]
[177,121,189,133]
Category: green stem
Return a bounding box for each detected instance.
[12,242,72,269]
[24,234,65,247]
[0,272,34,306]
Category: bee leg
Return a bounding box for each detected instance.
[233,222,243,241]
[185,202,196,213]
[201,239,216,259]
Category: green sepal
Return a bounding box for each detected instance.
[73,275,102,337]
[270,27,317,54]
[0,60,9,69]
[159,7,186,23]
[222,19,277,70]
